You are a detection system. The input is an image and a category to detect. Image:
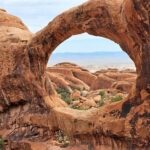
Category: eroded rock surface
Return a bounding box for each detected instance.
[47,62,136,109]
[0,0,150,149]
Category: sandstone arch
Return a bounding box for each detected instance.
[26,0,149,105]
[0,0,150,149]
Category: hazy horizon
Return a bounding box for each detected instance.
[48,51,135,72]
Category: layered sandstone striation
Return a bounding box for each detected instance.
[0,0,150,149]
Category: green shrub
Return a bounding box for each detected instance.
[72,98,78,101]
[0,138,4,150]
[71,105,89,110]
[56,88,71,105]
[77,107,88,110]
[111,95,123,102]
[99,91,105,100]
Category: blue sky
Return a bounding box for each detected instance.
[0,0,122,53]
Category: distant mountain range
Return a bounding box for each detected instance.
[48,51,135,71]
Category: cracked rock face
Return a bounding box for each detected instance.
[0,0,150,149]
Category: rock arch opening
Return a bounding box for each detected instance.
[47,33,135,71]
[46,33,136,110]
[27,0,149,111]
[20,0,149,126]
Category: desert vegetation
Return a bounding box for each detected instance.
[56,86,125,110]
[56,88,71,105]
[0,138,4,150]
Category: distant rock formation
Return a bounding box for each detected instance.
[47,62,136,93]
[0,0,150,149]
[47,62,136,109]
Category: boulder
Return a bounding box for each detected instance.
[72,100,80,106]
[70,90,81,100]
[112,81,133,93]
[81,90,88,97]
[93,95,101,103]
[82,99,97,108]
